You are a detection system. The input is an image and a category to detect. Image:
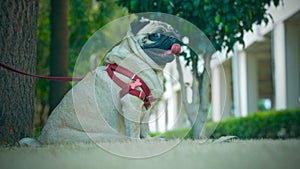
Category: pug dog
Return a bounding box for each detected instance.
[27,18,181,145]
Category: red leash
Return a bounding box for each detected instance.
[0,44,182,82]
[0,61,156,108]
[0,61,83,82]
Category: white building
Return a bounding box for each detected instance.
[212,0,300,121]
[150,0,300,133]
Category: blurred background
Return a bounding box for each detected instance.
[33,0,299,139]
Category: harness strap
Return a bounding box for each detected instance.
[106,63,156,109]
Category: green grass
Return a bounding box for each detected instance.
[1,140,299,169]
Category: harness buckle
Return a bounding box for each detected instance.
[131,74,136,80]
[138,91,146,100]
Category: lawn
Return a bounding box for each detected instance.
[1,139,299,169]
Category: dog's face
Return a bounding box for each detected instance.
[130,19,181,65]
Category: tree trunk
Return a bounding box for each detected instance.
[176,52,211,139]
[49,0,69,114]
[192,53,212,139]
[192,68,210,139]
[0,0,39,145]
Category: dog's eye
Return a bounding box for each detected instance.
[149,33,161,40]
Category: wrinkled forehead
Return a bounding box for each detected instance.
[137,21,179,38]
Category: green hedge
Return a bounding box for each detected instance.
[209,108,300,139]
[157,108,300,140]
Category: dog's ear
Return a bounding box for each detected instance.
[130,19,150,35]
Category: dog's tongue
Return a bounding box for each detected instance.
[171,43,181,55]
[161,43,181,56]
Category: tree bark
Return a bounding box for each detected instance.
[49,0,69,114]
[0,0,39,145]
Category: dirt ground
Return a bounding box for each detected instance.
[1,139,299,169]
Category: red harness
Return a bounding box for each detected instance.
[105,63,156,109]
